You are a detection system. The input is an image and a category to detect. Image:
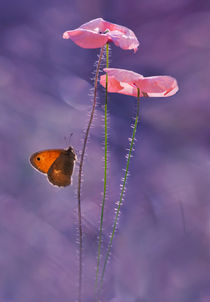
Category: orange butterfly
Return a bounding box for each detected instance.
[30,146,76,187]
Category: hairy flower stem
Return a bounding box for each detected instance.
[95,43,109,292]
[100,88,140,290]
[77,46,104,302]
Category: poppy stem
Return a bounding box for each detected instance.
[77,46,104,302]
[95,42,109,292]
[99,88,140,290]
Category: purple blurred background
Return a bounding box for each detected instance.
[0,0,210,301]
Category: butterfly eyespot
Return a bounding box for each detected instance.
[36,157,40,161]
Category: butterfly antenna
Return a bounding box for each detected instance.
[64,133,74,147]
[69,132,74,146]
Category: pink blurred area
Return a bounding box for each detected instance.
[0,0,210,301]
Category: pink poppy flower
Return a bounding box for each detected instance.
[63,18,139,52]
[100,68,178,97]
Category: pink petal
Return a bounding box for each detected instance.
[100,74,124,92]
[63,29,108,49]
[136,76,179,97]
[103,68,143,83]
[63,18,139,51]
[100,74,138,97]
[79,18,106,32]
[104,22,139,52]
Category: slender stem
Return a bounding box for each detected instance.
[100,88,140,289]
[95,43,109,291]
[77,46,104,302]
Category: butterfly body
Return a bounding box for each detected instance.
[30,146,76,187]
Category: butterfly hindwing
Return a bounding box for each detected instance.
[47,148,76,187]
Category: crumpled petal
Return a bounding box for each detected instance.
[100,74,126,93]
[63,18,139,52]
[100,74,138,96]
[136,76,179,97]
[100,68,179,98]
[106,29,139,53]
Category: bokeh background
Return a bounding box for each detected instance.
[0,0,210,301]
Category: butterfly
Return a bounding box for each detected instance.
[30,146,76,187]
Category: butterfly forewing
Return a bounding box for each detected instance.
[30,149,63,174]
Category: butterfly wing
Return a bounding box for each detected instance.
[30,149,63,174]
[47,150,75,187]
